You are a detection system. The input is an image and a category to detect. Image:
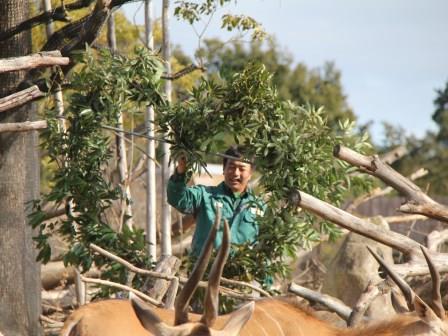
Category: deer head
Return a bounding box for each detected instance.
[130,203,255,336]
[60,203,254,336]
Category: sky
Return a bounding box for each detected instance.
[122,0,448,143]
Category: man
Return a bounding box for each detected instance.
[167,145,264,256]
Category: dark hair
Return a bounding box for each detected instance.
[222,145,255,170]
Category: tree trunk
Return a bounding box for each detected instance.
[145,0,157,263]
[0,1,41,335]
[161,0,172,256]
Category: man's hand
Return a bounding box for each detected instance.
[176,156,187,174]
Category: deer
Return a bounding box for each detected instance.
[60,218,448,336]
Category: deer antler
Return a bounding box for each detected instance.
[174,203,223,325]
[367,245,415,311]
[201,219,230,326]
[420,246,445,319]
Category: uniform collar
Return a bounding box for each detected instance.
[219,182,252,199]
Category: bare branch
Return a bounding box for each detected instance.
[0,120,47,133]
[334,145,448,223]
[89,243,269,297]
[295,189,448,277]
[80,275,162,307]
[288,282,352,321]
[0,51,69,73]
[0,86,45,113]
[347,282,381,327]
[427,230,448,252]
[384,214,428,224]
[161,64,207,80]
[346,168,428,212]
[379,145,408,165]
[297,189,420,256]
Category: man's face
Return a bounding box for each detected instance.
[223,159,253,193]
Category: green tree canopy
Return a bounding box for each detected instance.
[380,80,448,196]
[197,38,356,129]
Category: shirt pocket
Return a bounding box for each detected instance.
[239,210,259,242]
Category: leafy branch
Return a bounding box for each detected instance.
[29,47,166,295]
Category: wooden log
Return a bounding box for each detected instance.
[41,261,75,290]
[346,168,428,212]
[41,261,100,290]
[0,85,44,113]
[0,120,47,133]
[289,282,352,321]
[0,51,69,73]
[334,145,448,223]
[147,255,181,302]
[80,275,161,306]
[347,282,381,327]
[296,189,448,277]
[297,189,420,256]
[164,277,179,309]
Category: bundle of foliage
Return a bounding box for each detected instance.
[30,47,166,295]
[159,62,372,290]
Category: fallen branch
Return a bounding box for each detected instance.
[0,120,47,133]
[334,145,448,223]
[379,145,408,165]
[0,85,45,113]
[427,230,448,252]
[295,189,448,277]
[346,168,428,212]
[0,51,69,73]
[40,315,64,327]
[383,214,428,224]
[89,243,270,297]
[347,282,382,327]
[288,282,352,321]
[80,275,161,307]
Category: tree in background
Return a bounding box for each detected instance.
[197,38,356,129]
[380,80,448,196]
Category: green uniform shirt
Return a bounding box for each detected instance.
[167,172,264,256]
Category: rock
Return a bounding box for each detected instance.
[321,216,395,319]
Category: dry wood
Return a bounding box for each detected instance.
[288,282,352,321]
[90,243,270,297]
[346,168,428,212]
[148,255,181,302]
[41,261,100,290]
[383,214,429,223]
[40,314,64,328]
[164,277,179,309]
[379,145,408,165]
[0,120,47,133]
[427,230,448,252]
[0,85,44,113]
[295,189,448,277]
[41,261,74,290]
[80,275,161,306]
[334,145,448,223]
[0,51,68,73]
[298,190,420,255]
[347,282,381,327]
